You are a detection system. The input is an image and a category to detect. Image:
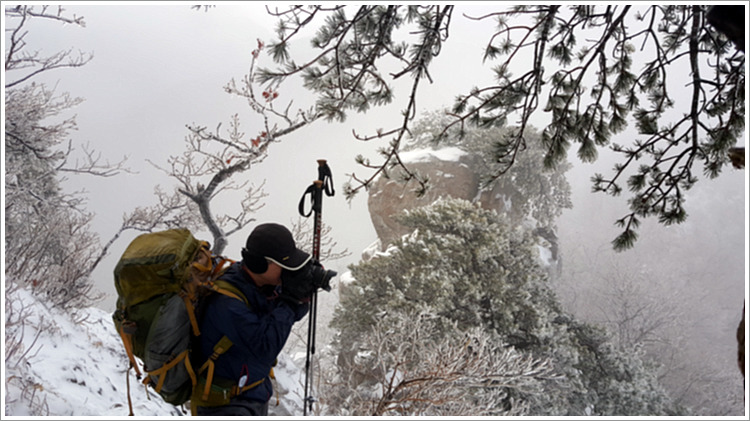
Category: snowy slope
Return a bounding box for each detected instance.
[3,286,306,417]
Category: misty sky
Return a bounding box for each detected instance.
[4,3,747,317]
[7,3,505,310]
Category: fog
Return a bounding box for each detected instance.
[6,3,747,414]
[13,4,508,311]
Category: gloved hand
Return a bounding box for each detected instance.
[278,261,317,304]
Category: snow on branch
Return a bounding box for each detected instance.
[322,312,560,416]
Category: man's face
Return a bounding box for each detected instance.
[255,261,282,287]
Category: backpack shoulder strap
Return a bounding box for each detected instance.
[210,279,249,308]
[190,278,255,413]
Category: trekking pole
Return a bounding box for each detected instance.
[298,159,334,415]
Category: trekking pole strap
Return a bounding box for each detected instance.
[298,183,317,217]
[298,160,335,218]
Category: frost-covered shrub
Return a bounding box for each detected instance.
[5,6,103,311]
[330,198,683,415]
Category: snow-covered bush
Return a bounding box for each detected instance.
[321,309,558,416]
[329,197,684,416]
[4,6,114,311]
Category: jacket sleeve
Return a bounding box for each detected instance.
[276,297,310,322]
[213,295,306,367]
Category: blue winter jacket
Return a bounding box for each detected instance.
[197,261,308,404]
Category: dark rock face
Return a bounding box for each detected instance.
[368,150,482,248]
[366,147,560,274]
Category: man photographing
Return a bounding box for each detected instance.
[191,222,334,415]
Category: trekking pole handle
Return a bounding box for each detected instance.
[317,159,335,197]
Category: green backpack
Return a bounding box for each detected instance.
[112,228,245,412]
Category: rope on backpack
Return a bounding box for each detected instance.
[118,322,142,379]
[125,365,134,416]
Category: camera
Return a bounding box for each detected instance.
[281,260,336,297]
[309,261,336,292]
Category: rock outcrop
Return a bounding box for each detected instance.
[366,146,560,272]
[368,148,481,248]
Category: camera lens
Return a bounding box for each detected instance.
[311,264,336,292]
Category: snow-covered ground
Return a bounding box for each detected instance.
[3,286,307,417]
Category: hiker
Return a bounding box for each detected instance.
[191,222,323,416]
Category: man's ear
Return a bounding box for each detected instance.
[242,247,268,273]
